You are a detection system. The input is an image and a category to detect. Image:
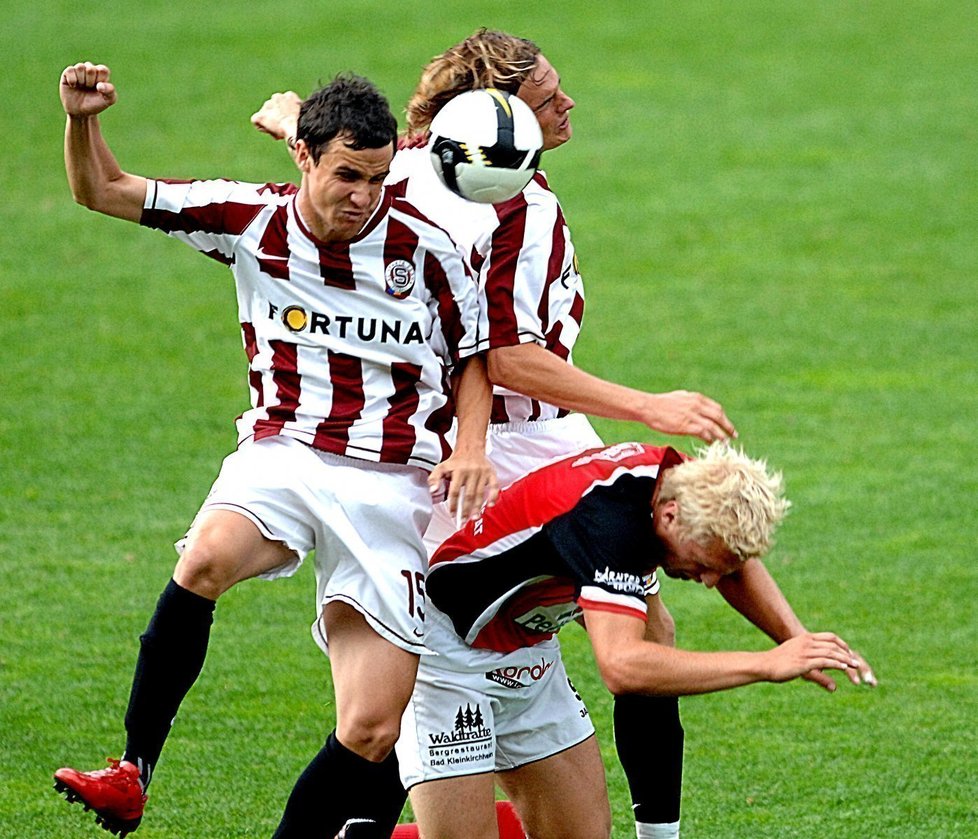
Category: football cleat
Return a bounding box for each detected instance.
[54,758,147,837]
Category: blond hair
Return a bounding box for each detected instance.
[404,28,540,137]
[657,443,791,560]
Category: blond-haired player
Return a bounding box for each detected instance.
[398,442,868,839]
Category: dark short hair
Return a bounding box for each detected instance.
[297,73,398,163]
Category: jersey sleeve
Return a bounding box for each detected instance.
[428,241,481,366]
[542,475,658,621]
[477,179,582,357]
[390,196,482,368]
[141,179,285,264]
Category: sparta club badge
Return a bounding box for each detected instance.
[384,260,416,299]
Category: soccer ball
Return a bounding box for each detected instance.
[428,88,543,204]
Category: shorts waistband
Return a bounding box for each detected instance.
[489,415,582,435]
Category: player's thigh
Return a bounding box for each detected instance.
[497,734,610,839]
[322,601,420,758]
[314,454,432,654]
[408,774,498,839]
[174,508,297,597]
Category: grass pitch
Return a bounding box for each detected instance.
[2,2,976,836]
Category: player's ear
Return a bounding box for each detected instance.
[656,499,680,534]
[294,139,313,173]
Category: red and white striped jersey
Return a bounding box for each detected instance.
[427,442,686,653]
[141,178,480,470]
[389,148,585,424]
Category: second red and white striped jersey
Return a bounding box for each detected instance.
[389,148,585,424]
[141,178,480,470]
[427,442,686,653]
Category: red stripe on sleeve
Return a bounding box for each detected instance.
[536,203,565,326]
[483,196,529,348]
[425,251,465,361]
[578,597,647,622]
[256,204,291,281]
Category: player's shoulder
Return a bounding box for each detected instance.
[152,178,296,202]
[387,188,464,257]
[493,169,561,224]
[559,442,680,482]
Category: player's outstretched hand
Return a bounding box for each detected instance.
[251,91,302,142]
[801,644,878,692]
[640,390,737,443]
[60,62,117,117]
[763,632,861,690]
[428,450,499,527]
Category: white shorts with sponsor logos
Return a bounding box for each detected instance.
[180,435,432,653]
[395,608,594,788]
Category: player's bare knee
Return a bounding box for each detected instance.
[336,715,401,762]
[173,541,240,600]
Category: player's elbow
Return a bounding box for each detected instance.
[486,345,533,390]
[486,347,513,387]
[71,186,117,216]
[68,184,99,211]
[594,652,640,696]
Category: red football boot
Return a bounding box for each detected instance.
[54,758,147,837]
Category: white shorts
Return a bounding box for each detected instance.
[424,413,603,552]
[183,435,433,653]
[395,609,595,789]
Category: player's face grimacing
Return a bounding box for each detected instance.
[517,54,575,151]
[659,537,742,589]
[297,133,393,242]
[653,498,744,589]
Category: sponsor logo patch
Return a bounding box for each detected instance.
[513,603,581,635]
[426,703,494,770]
[385,259,416,298]
[593,567,646,595]
[485,656,555,689]
[266,301,424,344]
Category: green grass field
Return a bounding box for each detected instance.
[3,1,977,836]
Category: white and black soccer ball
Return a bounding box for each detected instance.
[428,88,543,204]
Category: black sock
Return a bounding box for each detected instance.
[122,578,215,788]
[272,731,406,839]
[614,694,684,824]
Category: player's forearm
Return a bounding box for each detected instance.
[715,558,807,644]
[597,641,769,696]
[64,114,145,221]
[487,343,647,420]
[451,355,493,455]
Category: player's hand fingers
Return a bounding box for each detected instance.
[803,668,839,692]
[691,397,736,442]
[454,486,466,528]
[82,62,109,88]
[483,470,499,508]
[846,651,878,687]
[427,465,447,501]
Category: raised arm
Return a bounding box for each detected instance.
[583,607,858,697]
[60,62,147,221]
[488,342,737,443]
[251,91,302,166]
